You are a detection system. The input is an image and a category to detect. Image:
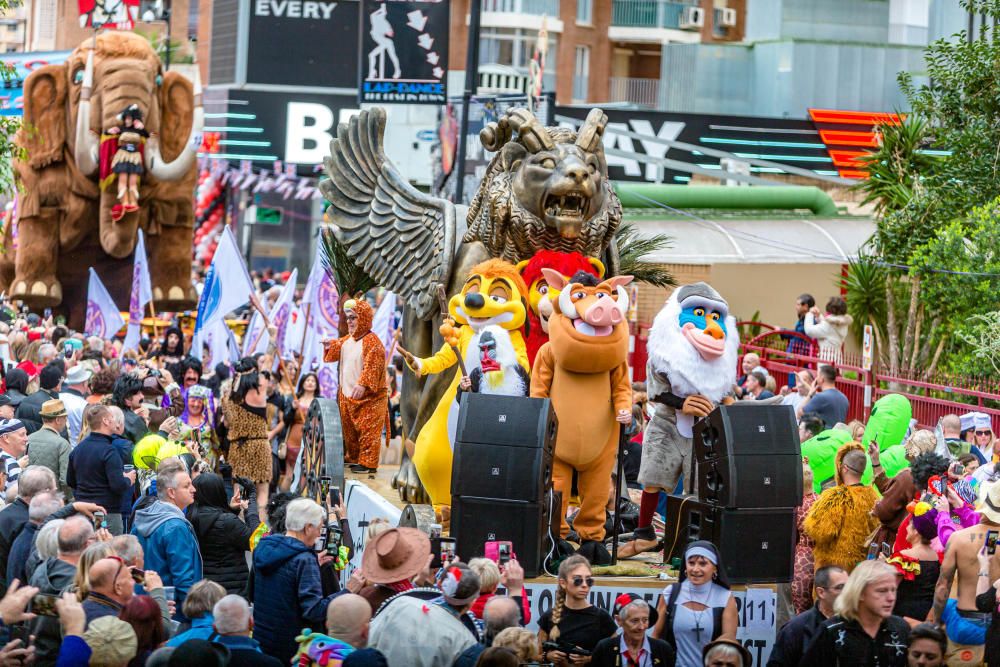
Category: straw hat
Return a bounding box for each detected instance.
[361,527,431,584]
[40,399,67,418]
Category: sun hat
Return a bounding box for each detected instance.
[64,364,93,386]
[39,399,67,418]
[361,527,431,584]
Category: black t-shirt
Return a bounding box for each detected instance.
[538,605,617,652]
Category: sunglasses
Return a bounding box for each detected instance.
[976,430,992,436]
[571,576,594,587]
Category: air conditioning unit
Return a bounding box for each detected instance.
[720,7,737,27]
[679,6,704,29]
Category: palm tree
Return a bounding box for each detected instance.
[854,114,939,217]
[319,227,376,336]
[614,223,675,288]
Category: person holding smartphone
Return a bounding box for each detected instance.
[188,472,260,595]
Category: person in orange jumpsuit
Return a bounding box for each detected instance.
[322,298,388,473]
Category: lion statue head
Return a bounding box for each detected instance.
[465,108,622,264]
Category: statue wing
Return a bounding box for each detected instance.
[319,108,456,320]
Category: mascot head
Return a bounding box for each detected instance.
[449,259,529,332]
[517,250,604,333]
[646,282,739,402]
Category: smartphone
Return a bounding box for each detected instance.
[63,342,73,359]
[43,308,51,319]
[881,542,892,558]
[988,530,999,556]
[497,541,512,566]
[330,485,341,508]
[313,535,327,554]
[130,567,146,585]
[867,542,880,560]
[951,462,966,477]
[320,476,331,503]
[327,525,342,556]
[430,536,457,568]
[93,511,106,529]
[429,523,442,540]
[30,593,59,617]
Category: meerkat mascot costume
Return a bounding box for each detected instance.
[402,259,530,507]
[619,282,739,558]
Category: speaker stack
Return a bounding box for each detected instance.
[449,393,557,577]
[665,405,801,583]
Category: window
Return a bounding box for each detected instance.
[576,0,592,24]
[573,45,589,102]
[479,27,558,72]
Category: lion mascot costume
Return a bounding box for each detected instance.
[516,250,605,367]
[530,268,633,564]
[620,282,739,558]
[403,259,530,507]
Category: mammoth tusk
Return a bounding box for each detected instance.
[73,50,99,177]
[145,67,203,181]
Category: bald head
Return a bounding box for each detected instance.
[57,516,94,560]
[941,414,962,437]
[325,593,371,648]
[89,557,133,604]
[484,596,521,640]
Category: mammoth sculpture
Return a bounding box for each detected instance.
[1,31,203,325]
[320,106,622,502]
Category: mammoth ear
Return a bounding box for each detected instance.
[157,71,195,162]
[20,64,68,169]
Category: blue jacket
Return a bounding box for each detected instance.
[67,432,131,512]
[131,500,203,617]
[166,614,215,646]
[251,534,341,664]
[6,521,37,587]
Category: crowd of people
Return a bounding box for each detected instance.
[0,277,990,667]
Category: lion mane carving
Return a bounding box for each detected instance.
[319,105,623,502]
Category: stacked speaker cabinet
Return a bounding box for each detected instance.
[667,404,801,583]
[450,393,557,577]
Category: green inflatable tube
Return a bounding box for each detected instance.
[879,444,910,480]
[613,183,841,217]
[863,394,913,452]
[802,429,872,493]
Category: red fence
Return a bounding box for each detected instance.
[741,328,1000,429]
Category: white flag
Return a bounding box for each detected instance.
[201,318,239,368]
[301,243,339,338]
[122,230,153,351]
[85,268,125,338]
[371,291,398,358]
[300,321,339,399]
[195,226,255,337]
[242,306,269,356]
[268,268,298,364]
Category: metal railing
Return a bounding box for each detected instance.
[610,0,698,29]
[482,0,560,16]
[608,77,660,107]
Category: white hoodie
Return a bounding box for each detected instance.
[804,312,854,364]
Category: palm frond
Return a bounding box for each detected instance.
[615,223,676,288]
[319,227,376,299]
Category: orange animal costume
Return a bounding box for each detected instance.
[322,299,388,470]
[530,269,633,563]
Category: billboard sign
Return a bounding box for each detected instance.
[358,0,449,104]
[0,51,73,117]
[247,0,360,88]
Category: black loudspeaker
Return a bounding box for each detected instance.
[452,394,556,503]
[698,454,803,508]
[451,493,552,578]
[694,404,800,462]
[662,495,794,584]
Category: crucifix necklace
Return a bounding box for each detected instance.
[692,609,707,642]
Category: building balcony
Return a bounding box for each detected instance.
[610,0,699,29]
[482,0,560,17]
[608,76,660,107]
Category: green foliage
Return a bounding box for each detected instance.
[736,310,762,342]
[0,0,23,197]
[854,114,940,218]
[134,27,195,65]
[955,312,1000,376]
[614,223,675,288]
[846,0,1000,378]
[319,226,376,302]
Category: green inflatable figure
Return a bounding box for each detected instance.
[802,429,873,493]
[879,444,911,479]
[863,394,913,452]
